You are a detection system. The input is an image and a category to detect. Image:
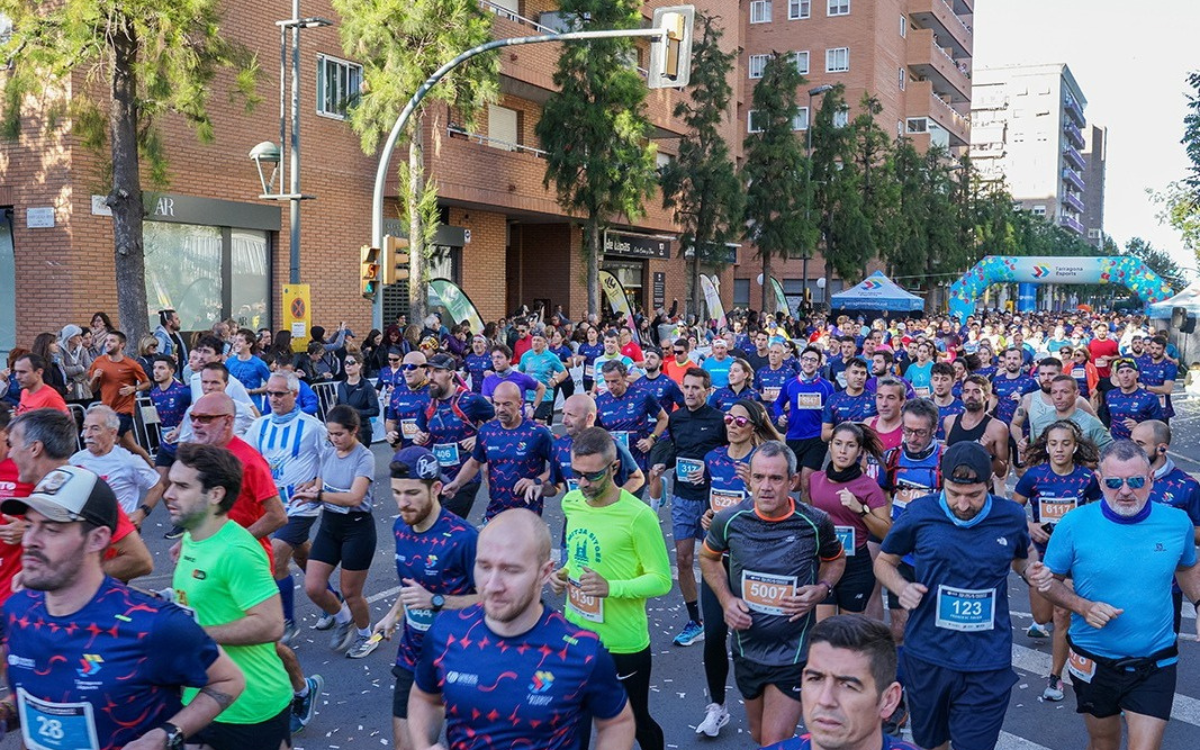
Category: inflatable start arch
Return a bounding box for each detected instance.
[948,256,1173,320]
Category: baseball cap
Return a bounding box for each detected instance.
[940,442,993,486]
[390,447,446,483]
[427,353,457,371]
[2,466,119,532]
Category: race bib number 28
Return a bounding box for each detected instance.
[18,688,101,750]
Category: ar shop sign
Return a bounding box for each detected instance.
[603,231,670,260]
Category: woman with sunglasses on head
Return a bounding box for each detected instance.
[1012,419,1101,702]
[337,354,381,446]
[691,399,782,738]
[810,422,891,622]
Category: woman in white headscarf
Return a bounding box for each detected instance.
[59,323,94,404]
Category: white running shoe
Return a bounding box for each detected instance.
[695,702,730,737]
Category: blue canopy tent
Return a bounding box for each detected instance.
[1147,279,1200,319]
[830,271,925,312]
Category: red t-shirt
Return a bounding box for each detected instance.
[512,335,532,364]
[103,507,138,564]
[1088,338,1119,377]
[16,385,70,415]
[87,356,148,415]
[0,458,33,605]
[621,342,645,364]
[224,436,279,562]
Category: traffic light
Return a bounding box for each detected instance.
[360,245,380,299]
[382,236,411,285]
[649,6,695,89]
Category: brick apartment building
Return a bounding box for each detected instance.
[0,0,971,351]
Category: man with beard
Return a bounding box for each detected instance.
[821,358,876,443]
[1105,358,1162,441]
[408,509,635,750]
[372,448,479,750]
[87,330,153,463]
[153,308,189,373]
[875,442,1032,750]
[943,375,1010,481]
[1030,440,1200,750]
[549,428,672,750]
[1139,336,1179,425]
[990,347,1038,427]
[0,465,244,750]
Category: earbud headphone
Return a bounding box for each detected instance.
[1159,446,1167,455]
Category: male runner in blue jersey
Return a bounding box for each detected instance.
[407,509,635,750]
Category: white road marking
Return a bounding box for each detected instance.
[997,731,1055,750]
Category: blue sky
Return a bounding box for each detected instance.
[974,0,1199,276]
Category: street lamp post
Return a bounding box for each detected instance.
[249,4,332,285]
[804,83,833,311]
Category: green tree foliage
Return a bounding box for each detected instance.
[849,94,900,281]
[536,0,657,316]
[1123,236,1186,289]
[0,0,259,343]
[335,0,498,320]
[741,53,810,313]
[659,12,742,321]
[810,85,871,293]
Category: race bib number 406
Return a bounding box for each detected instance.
[741,570,797,616]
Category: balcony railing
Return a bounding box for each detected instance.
[478,0,561,34]
[1063,192,1085,213]
[1063,145,1086,170]
[1063,97,1086,127]
[447,124,550,158]
[1064,121,1085,148]
[1062,167,1085,192]
[1059,215,1084,235]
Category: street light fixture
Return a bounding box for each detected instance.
[803,83,834,311]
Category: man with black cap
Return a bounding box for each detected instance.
[372,446,479,750]
[0,465,246,749]
[874,441,1033,750]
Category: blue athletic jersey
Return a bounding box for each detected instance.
[933,398,965,441]
[775,376,835,441]
[1067,364,1092,399]
[2,578,219,750]
[377,365,404,393]
[577,343,605,382]
[975,365,998,382]
[1150,466,1200,525]
[822,389,877,427]
[906,362,933,394]
[392,508,478,671]
[472,419,555,518]
[464,352,492,394]
[226,355,272,409]
[550,433,638,491]
[1045,501,1195,660]
[519,350,565,403]
[881,494,1029,672]
[416,390,494,477]
[762,733,920,750]
[1134,357,1178,419]
[387,380,433,448]
[413,605,627,750]
[1105,387,1163,440]
[702,356,734,388]
[754,366,793,406]
[148,380,191,453]
[708,384,758,412]
[595,388,662,470]
[704,445,754,513]
[991,373,1038,424]
[635,374,685,413]
[1013,464,1100,550]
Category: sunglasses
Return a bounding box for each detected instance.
[1103,476,1147,490]
[190,413,230,423]
[266,390,291,398]
[402,364,425,372]
[574,465,612,483]
[724,414,751,428]
[388,357,401,363]
[344,360,359,365]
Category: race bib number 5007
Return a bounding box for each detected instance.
[741,570,797,616]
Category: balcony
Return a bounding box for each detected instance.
[1063,192,1085,213]
[1064,121,1085,149]
[1063,96,1086,127]
[907,28,971,103]
[909,80,970,147]
[1063,145,1086,171]
[908,0,973,58]
[1062,167,1085,192]
[1059,215,1084,235]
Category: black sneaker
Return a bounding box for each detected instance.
[882,691,908,736]
[163,525,184,540]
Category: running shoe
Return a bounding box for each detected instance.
[330,620,356,651]
[163,525,184,540]
[347,634,380,659]
[312,612,336,631]
[1043,674,1065,702]
[673,620,705,647]
[695,702,730,737]
[1027,622,1050,639]
[290,674,324,734]
[882,691,908,736]
[280,619,300,647]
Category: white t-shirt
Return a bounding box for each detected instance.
[70,446,160,514]
[189,372,255,408]
[244,412,329,517]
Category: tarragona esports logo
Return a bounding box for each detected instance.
[529,671,554,694]
[78,653,104,677]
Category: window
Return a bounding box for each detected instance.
[826,47,849,73]
[748,54,770,79]
[899,15,907,37]
[734,279,751,308]
[827,0,849,16]
[656,152,674,170]
[833,108,849,128]
[748,110,765,133]
[788,0,811,19]
[898,67,905,90]
[487,105,519,151]
[906,117,928,134]
[316,54,362,119]
[751,0,772,23]
[793,50,810,75]
[1032,205,1046,216]
[793,107,810,131]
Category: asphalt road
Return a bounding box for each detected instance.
[7,393,1200,750]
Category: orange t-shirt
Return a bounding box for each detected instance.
[16,384,70,415]
[663,358,692,386]
[87,356,148,415]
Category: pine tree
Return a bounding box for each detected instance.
[536,0,657,316]
[810,85,871,295]
[659,13,742,321]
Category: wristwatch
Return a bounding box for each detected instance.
[139,504,153,517]
[156,721,185,750]
[431,594,446,612]
[858,505,870,517]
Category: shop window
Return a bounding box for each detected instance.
[317,54,362,119]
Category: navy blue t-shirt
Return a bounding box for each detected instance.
[414,605,628,750]
[822,389,877,427]
[881,493,1029,672]
[472,418,555,518]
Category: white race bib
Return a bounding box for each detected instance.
[935,585,996,632]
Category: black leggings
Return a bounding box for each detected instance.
[582,647,663,750]
[701,570,730,705]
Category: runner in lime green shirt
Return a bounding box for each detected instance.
[549,427,671,750]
